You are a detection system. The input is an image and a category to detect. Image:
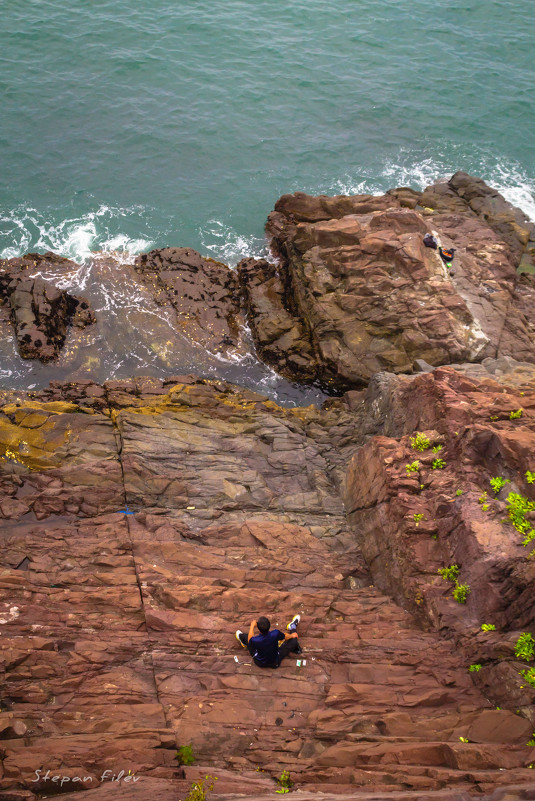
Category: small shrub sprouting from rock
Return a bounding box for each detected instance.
[410,432,431,451]
[469,664,482,672]
[526,470,535,484]
[481,623,496,631]
[490,476,510,494]
[510,409,523,419]
[490,415,499,421]
[528,735,535,747]
[456,489,463,496]
[438,565,460,582]
[459,736,469,742]
[520,668,535,689]
[478,491,488,504]
[175,744,195,766]
[276,771,294,794]
[181,776,218,801]
[506,493,535,554]
[405,460,420,475]
[413,513,424,524]
[432,445,443,454]
[481,503,490,511]
[515,632,535,662]
[432,458,446,470]
[453,583,471,604]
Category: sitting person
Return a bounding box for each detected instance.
[236,614,301,668]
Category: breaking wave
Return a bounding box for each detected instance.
[0,205,153,263]
[330,150,535,222]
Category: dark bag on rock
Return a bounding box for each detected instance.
[423,234,438,249]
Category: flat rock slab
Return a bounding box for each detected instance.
[1,377,534,798]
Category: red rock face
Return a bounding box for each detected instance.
[238,174,535,388]
[345,366,535,725]
[1,377,535,800]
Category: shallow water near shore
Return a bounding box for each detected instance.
[1,0,534,401]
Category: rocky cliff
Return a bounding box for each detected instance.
[0,174,535,801]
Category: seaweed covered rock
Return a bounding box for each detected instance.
[134,247,247,356]
[0,252,95,362]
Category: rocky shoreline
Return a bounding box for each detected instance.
[1,174,534,800]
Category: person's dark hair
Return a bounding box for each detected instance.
[257,616,270,633]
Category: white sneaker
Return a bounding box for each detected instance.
[235,630,247,648]
[287,614,300,631]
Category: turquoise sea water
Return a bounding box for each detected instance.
[0,1,534,400]
[1,0,534,264]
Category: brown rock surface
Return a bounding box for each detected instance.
[1,375,534,799]
[0,253,95,362]
[345,365,535,724]
[237,174,535,387]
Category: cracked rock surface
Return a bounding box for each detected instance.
[1,375,535,800]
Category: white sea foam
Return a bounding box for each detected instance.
[198,219,270,267]
[0,205,153,263]
[332,153,535,222]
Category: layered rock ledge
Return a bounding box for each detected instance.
[1,368,534,800]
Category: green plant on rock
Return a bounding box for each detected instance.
[276,771,294,794]
[410,432,431,451]
[432,445,443,453]
[459,736,469,743]
[522,529,535,547]
[520,668,535,689]
[175,744,195,766]
[528,735,535,747]
[506,493,535,552]
[432,458,446,470]
[490,415,499,421]
[515,632,535,662]
[481,504,489,511]
[406,460,420,475]
[510,409,523,419]
[413,513,424,524]
[481,623,496,631]
[506,493,535,532]
[438,564,460,582]
[490,476,510,494]
[453,582,471,604]
[526,470,535,484]
[469,664,482,672]
[181,776,218,801]
[456,489,463,496]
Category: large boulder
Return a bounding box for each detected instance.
[238,175,535,389]
[0,252,95,362]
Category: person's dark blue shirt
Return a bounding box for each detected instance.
[249,629,283,666]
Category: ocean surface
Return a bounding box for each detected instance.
[1,0,534,402]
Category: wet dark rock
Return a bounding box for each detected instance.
[134,247,248,357]
[0,252,95,362]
